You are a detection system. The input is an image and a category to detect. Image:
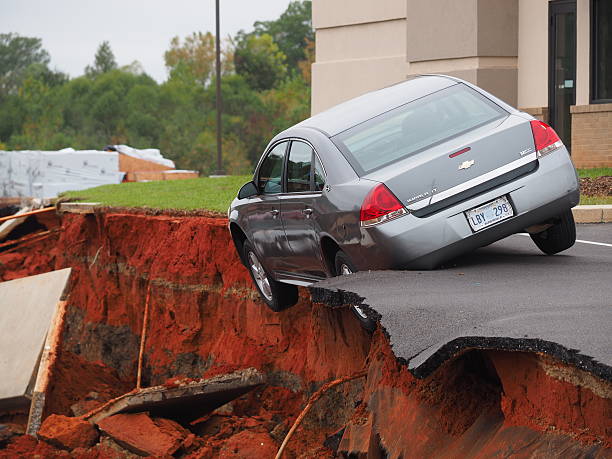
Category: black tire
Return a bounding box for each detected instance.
[243,241,298,312]
[334,251,376,332]
[530,209,577,255]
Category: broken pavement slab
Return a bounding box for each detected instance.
[312,233,612,381]
[0,269,72,414]
[88,368,265,424]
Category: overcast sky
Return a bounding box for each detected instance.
[1,0,294,82]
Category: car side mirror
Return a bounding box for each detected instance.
[238,181,258,199]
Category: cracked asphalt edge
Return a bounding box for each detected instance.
[309,285,612,382]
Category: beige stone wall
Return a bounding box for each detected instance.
[311,0,611,166]
[312,0,519,113]
[406,0,518,106]
[517,0,548,111]
[575,0,590,106]
[311,0,407,114]
[312,0,406,29]
[570,0,611,168]
[571,104,612,168]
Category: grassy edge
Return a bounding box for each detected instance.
[59,176,251,213]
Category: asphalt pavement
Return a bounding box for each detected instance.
[313,224,612,381]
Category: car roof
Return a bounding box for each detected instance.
[295,75,459,137]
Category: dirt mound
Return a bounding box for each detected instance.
[580,176,612,196]
[0,210,610,457]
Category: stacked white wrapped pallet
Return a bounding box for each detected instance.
[0,150,125,199]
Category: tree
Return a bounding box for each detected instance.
[23,63,69,88]
[85,41,118,78]
[0,33,51,97]
[164,32,215,86]
[234,34,287,91]
[252,1,313,70]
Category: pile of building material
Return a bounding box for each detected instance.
[0,146,198,199]
[0,150,123,199]
[0,269,71,435]
[107,145,198,182]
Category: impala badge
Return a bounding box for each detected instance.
[458,160,475,170]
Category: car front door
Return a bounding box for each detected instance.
[279,140,327,278]
[249,141,290,272]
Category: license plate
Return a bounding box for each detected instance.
[465,196,514,232]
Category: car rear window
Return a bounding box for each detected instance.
[332,83,508,175]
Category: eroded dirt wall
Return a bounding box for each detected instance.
[46,212,371,456]
[342,333,611,457]
[0,210,610,458]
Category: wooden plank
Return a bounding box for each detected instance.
[0,269,72,431]
[162,171,199,181]
[0,207,55,224]
[26,300,69,436]
[57,202,100,214]
[118,154,172,173]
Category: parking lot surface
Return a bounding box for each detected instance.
[314,224,612,380]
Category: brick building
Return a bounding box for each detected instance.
[311,0,611,168]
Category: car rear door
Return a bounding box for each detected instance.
[279,140,327,278]
[248,141,290,272]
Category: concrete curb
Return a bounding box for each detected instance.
[572,205,612,224]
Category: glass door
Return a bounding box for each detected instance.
[549,0,576,151]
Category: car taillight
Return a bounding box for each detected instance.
[530,120,563,157]
[360,183,408,227]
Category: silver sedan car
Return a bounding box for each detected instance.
[228,75,579,319]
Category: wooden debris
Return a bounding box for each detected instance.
[57,202,100,214]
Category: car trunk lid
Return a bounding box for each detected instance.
[363,114,537,214]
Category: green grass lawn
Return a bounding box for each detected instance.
[60,175,251,213]
[579,195,612,205]
[577,167,612,178]
[61,168,612,212]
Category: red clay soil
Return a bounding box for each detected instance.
[341,332,612,457]
[97,412,190,456]
[0,210,610,457]
[44,351,133,417]
[0,231,59,281]
[38,414,98,450]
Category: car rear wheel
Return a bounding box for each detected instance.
[243,241,298,312]
[530,209,576,255]
[334,251,376,332]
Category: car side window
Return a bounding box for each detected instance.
[313,155,326,191]
[258,142,287,194]
[286,141,313,193]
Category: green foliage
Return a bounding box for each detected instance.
[60,175,252,212]
[85,41,118,78]
[252,1,313,70]
[0,4,314,180]
[164,32,216,86]
[234,34,288,91]
[0,33,51,98]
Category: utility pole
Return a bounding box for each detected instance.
[214,0,224,175]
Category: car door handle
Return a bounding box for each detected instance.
[302,208,313,218]
[270,209,279,217]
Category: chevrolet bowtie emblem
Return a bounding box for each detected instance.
[458,160,475,170]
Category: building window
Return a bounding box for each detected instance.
[592,0,612,103]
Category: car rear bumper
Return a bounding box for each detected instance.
[353,149,579,270]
